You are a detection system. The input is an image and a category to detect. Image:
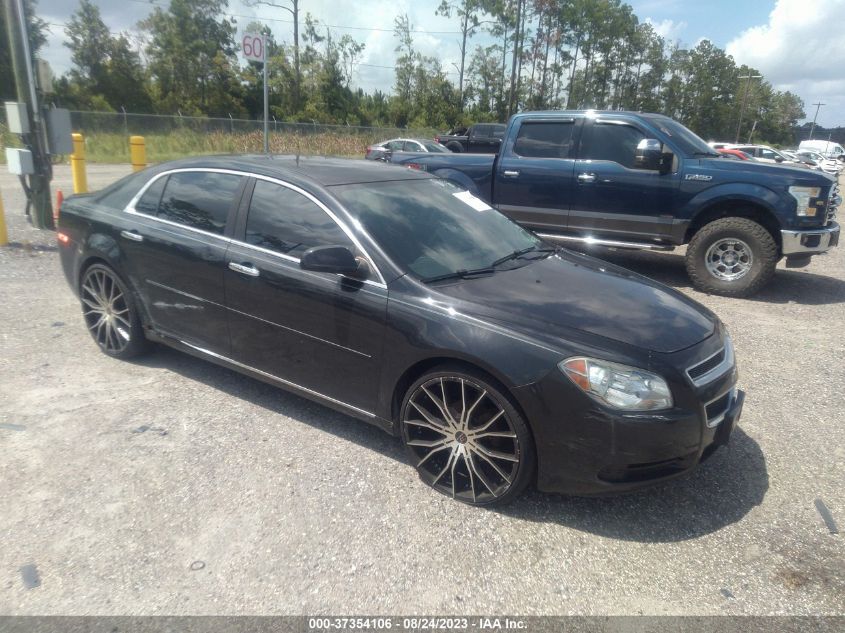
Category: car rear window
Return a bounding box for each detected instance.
[514,121,575,158]
[158,171,243,235]
[244,179,351,257]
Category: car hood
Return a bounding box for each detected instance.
[702,156,836,185]
[429,250,717,354]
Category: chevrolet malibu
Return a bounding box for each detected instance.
[57,156,744,506]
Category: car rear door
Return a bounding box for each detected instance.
[569,117,680,241]
[493,117,580,231]
[224,177,387,412]
[121,168,246,352]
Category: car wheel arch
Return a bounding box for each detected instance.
[390,355,532,434]
[686,200,782,252]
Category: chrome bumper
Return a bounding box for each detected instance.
[781,222,840,255]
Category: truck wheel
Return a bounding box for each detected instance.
[685,217,778,297]
[446,142,464,153]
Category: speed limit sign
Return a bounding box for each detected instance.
[242,32,265,62]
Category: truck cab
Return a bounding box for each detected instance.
[393,110,840,297]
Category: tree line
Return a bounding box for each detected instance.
[0,0,819,144]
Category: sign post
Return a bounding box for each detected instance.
[242,32,269,154]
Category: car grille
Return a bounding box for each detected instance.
[686,338,735,387]
[828,184,840,226]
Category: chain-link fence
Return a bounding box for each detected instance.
[1,110,438,163]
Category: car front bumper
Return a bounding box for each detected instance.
[514,359,742,495]
[781,221,840,255]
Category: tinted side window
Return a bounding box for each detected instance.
[473,125,489,137]
[158,172,242,234]
[245,180,351,257]
[582,123,645,168]
[514,121,575,158]
[386,140,404,151]
[135,176,167,216]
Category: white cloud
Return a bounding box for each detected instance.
[726,0,845,127]
[643,17,686,43]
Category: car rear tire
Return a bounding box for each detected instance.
[400,366,535,506]
[685,217,778,297]
[80,263,149,359]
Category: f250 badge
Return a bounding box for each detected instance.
[685,174,713,181]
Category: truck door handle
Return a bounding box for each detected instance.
[229,262,260,278]
[120,230,144,242]
[503,170,520,178]
[577,173,596,183]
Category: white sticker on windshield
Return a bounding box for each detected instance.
[453,190,493,212]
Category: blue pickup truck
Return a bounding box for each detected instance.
[390,110,840,297]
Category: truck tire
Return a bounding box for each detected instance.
[446,142,464,153]
[685,217,778,297]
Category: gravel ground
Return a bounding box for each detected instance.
[0,165,843,616]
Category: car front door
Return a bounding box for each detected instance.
[493,118,579,231]
[569,118,680,241]
[224,177,387,412]
[121,169,245,352]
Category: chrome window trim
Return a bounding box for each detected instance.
[124,167,387,288]
[686,338,734,388]
[179,340,376,418]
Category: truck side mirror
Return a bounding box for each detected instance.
[634,139,670,173]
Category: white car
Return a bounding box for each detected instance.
[799,139,845,162]
[796,149,843,175]
[728,144,807,167]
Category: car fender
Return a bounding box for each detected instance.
[429,168,483,197]
[680,182,789,230]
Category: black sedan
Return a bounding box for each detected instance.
[56,156,743,506]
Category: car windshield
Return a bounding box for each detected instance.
[331,178,541,281]
[422,141,449,153]
[646,117,715,156]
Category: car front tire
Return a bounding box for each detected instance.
[685,217,778,297]
[400,366,535,506]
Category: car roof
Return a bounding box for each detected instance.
[142,154,433,187]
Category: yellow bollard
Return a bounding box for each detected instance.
[0,188,8,246]
[130,135,147,172]
[71,133,88,194]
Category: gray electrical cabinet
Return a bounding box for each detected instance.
[6,148,35,175]
[4,101,30,134]
[47,108,73,155]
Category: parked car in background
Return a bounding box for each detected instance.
[717,148,754,161]
[56,155,743,506]
[799,139,845,162]
[391,110,841,297]
[796,149,843,175]
[435,123,507,153]
[365,138,449,161]
[729,144,806,166]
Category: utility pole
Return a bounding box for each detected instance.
[4,0,53,229]
[734,73,762,144]
[808,101,825,139]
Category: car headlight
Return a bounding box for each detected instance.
[788,186,822,217]
[559,357,673,411]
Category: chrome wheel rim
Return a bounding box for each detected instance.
[81,268,132,353]
[705,238,753,281]
[404,377,520,504]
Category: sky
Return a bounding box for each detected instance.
[32,0,845,128]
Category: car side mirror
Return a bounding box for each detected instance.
[634,138,671,173]
[774,156,784,163]
[300,245,360,275]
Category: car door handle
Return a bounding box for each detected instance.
[577,173,596,183]
[229,262,260,277]
[503,170,520,178]
[120,230,144,242]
